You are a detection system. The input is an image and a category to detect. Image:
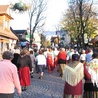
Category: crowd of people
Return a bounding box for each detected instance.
[0,46,98,98]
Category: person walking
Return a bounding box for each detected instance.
[18,48,32,91]
[86,48,93,64]
[47,47,55,73]
[35,49,46,79]
[80,49,86,65]
[58,48,67,77]
[34,49,39,73]
[54,47,59,67]
[84,52,98,98]
[0,51,21,98]
[11,52,21,71]
[29,50,35,78]
[69,49,75,62]
[62,54,91,98]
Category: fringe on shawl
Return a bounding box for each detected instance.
[62,63,84,86]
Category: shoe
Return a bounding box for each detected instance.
[39,76,42,79]
[31,75,34,78]
[59,74,62,77]
[22,87,27,91]
[22,88,26,91]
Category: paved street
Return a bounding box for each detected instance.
[15,68,65,98]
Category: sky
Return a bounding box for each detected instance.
[0,0,68,31]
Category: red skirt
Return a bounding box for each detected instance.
[47,56,54,72]
[47,56,52,65]
[19,66,30,86]
[54,56,58,66]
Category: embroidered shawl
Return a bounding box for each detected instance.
[62,62,84,86]
[87,59,98,87]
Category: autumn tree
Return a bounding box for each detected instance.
[60,0,98,49]
[42,40,51,48]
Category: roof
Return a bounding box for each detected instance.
[0,5,9,13]
[0,5,13,19]
[0,5,17,40]
[0,13,13,19]
[14,30,27,35]
[0,28,18,40]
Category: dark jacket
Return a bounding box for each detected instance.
[11,53,20,71]
[17,55,32,71]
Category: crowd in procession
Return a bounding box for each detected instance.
[0,45,98,98]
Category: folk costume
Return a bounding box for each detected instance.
[54,48,59,67]
[62,61,91,98]
[18,54,32,91]
[47,52,54,73]
[54,56,58,67]
[84,58,98,98]
[58,48,67,77]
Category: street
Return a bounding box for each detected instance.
[15,68,65,98]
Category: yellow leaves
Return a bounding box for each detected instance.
[42,40,51,48]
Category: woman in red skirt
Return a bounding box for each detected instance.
[18,48,32,91]
[47,53,54,73]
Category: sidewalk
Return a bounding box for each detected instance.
[15,68,65,98]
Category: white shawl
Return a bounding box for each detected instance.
[87,59,98,87]
[62,62,84,86]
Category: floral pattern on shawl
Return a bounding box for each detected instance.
[87,59,98,87]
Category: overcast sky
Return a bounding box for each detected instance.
[0,0,68,31]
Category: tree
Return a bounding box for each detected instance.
[60,0,98,49]
[40,33,46,46]
[43,40,51,48]
[28,0,47,47]
[10,0,47,48]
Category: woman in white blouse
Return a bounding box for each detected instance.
[35,49,46,79]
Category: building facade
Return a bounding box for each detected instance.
[0,5,18,58]
[56,30,71,47]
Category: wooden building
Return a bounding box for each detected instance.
[0,5,18,58]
